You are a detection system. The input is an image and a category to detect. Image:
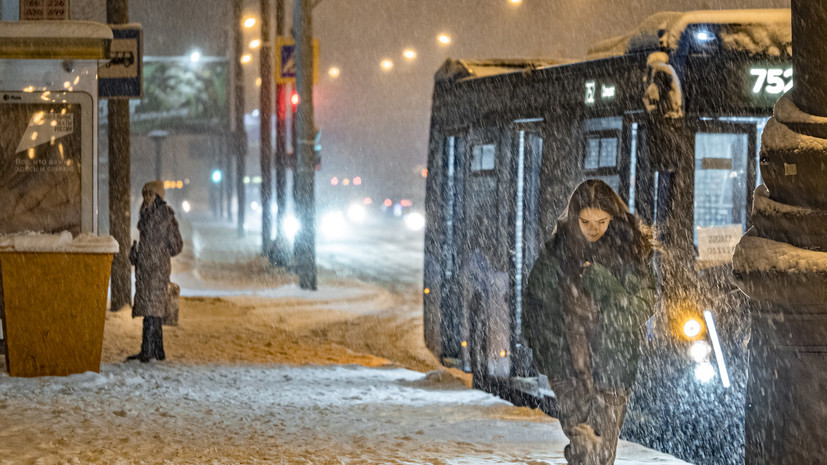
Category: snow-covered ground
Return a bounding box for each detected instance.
[0,219,692,464]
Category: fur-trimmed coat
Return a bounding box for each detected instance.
[131,197,183,318]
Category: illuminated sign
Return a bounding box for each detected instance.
[585,80,616,105]
[749,67,793,96]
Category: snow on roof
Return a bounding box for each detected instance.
[0,231,119,253]
[586,9,790,59]
[0,20,113,40]
[434,58,570,83]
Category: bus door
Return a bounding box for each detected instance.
[691,121,757,269]
[437,134,467,367]
[511,123,543,377]
[460,131,507,382]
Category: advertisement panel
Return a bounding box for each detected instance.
[0,91,94,235]
[126,57,229,134]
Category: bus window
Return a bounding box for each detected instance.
[693,132,750,244]
[583,131,621,193]
[471,144,496,172]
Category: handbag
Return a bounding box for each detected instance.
[163,282,180,326]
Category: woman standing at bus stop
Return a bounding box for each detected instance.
[126,180,183,363]
[522,179,655,465]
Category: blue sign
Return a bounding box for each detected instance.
[99,25,143,99]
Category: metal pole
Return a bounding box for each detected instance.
[271,0,290,266]
[293,0,316,289]
[733,2,827,463]
[792,0,827,117]
[232,0,247,238]
[106,0,132,312]
[260,0,273,254]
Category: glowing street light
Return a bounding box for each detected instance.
[249,39,261,49]
[509,0,522,4]
[243,17,257,28]
[403,49,417,60]
[437,34,451,45]
[328,66,341,78]
[241,53,253,64]
[256,77,262,86]
[189,50,201,63]
[380,59,394,71]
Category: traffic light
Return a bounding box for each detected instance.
[290,90,299,112]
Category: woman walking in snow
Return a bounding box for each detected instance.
[127,180,183,363]
[522,179,655,465]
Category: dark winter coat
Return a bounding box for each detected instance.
[521,233,655,390]
[131,196,183,319]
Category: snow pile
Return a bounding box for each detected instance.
[643,52,683,119]
[0,231,119,253]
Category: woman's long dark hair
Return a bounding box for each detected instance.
[554,179,654,270]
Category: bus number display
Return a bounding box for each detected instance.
[749,67,793,95]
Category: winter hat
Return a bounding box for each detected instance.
[142,180,165,201]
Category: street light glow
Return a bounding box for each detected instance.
[243,17,256,28]
[256,77,262,86]
[190,51,201,62]
[438,34,451,45]
[328,67,341,78]
[380,59,394,71]
[250,39,261,49]
[509,0,522,4]
[241,54,253,64]
[403,49,417,60]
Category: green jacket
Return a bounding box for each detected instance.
[522,235,656,389]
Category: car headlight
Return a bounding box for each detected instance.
[285,214,300,242]
[181,200,191,213]
[403,212,425,231]
[347,204,367,224]
[321,210,347,238]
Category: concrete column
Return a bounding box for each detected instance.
[733,2,827,463]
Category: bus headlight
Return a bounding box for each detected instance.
[683,318,703,338]
[695,362,716,383]
[689,341,712,362]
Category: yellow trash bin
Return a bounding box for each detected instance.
[0,251,113,377]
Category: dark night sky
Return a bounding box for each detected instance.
[72,0,790,203]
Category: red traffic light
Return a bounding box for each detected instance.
[290,91,300,110]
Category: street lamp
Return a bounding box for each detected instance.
[244,17,257,28]
[380,59,393,71]
[249,39,261,48]
[190,50,201,62]
[241,53,253,64]
[403,49,416,60]
[509,0,522,4]
[437,34,451,45]
[328,66,340,78]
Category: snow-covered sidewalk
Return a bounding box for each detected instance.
[0,222,692,464]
